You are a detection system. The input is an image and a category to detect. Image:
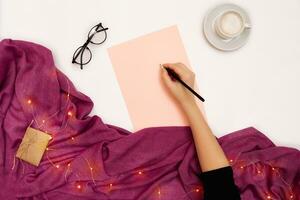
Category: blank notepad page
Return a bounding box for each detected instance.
[108,25,204,131]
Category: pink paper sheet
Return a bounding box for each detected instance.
[108,25,204,131]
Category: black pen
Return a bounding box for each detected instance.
[161,64,205,102]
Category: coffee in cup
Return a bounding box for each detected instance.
[215,10,250,39]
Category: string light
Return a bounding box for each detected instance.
[19,78,73,171]
[232,156,296,200]
[46,152,55,167]
[81,156,95,185]
[65,163,71,183]
[27,77,71,134]
[73,173,85,191]
[181,185,203,199]
[17,75,297,199]
[157,187,162,200]
[15,77,87,192]
[67,111,73,117]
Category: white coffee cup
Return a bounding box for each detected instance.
[215,10,251,39]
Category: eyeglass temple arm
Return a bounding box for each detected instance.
[72,39,90,62]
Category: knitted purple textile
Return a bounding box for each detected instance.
[0,39,299,200]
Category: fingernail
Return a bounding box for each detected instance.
[160,64,164,70]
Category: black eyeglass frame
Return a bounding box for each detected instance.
[72,22,109,70]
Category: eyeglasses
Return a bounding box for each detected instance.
[72,22,109,70]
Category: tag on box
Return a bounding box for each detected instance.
[16,126,52,166]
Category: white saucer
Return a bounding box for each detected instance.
[203,4,251,51]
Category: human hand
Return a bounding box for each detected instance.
[160,62,196,107]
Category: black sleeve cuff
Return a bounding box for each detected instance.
[198,166,241,200]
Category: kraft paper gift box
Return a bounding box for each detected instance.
[16,126,52,166]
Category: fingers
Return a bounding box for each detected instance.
[161,63,193,78]
[160,64,173,86]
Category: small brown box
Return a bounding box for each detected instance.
[16,127,52,166]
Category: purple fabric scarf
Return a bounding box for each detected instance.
[0,39,299,200]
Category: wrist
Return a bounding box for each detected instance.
[180,100,206,125]
[180,98,197,112]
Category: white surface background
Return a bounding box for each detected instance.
[1,0,299,149]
